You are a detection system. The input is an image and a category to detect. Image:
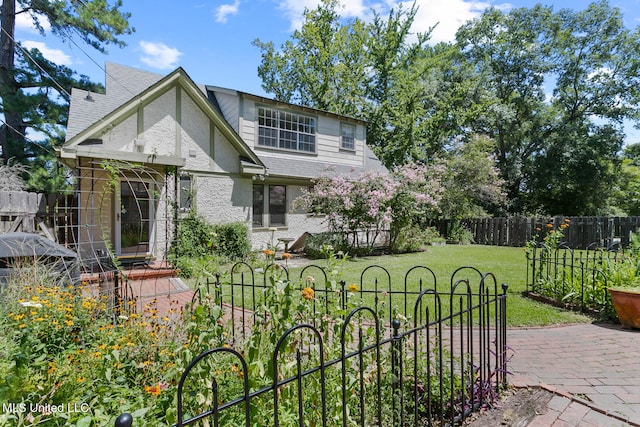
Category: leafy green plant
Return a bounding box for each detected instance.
[211,222,252,260]
[169,212,251,277]
[447,222,474,245]
[0,267,185,426]
[302,232,350,259]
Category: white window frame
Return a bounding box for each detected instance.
[340,122,356,151]
[252,183,287,228]
[257,106,316,153]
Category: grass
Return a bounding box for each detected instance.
[283,244,594,327]
[187,244,595,328]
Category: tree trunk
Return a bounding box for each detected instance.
[0,0,22,164]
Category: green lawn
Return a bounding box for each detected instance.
[284,245,593,327]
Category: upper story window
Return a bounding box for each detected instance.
[258,106,316,153]
[340,123,356,150]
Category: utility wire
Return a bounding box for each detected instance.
[1,27,72,98]
[68,28,137,97]
[0,117,57,157]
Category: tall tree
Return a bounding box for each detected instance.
[456,1,640,214]
[253,0,434,167]
[0,0,133,167]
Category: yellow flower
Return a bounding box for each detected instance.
[231,364,244,378]
[144,384,163,396]
[282,252,292,259]
[348,284,359,293]
[302,287,315,300]
[77,377,86,383]
[263,249,275,256]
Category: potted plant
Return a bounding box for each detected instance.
[608,287,640,329]
[606,248,640,329]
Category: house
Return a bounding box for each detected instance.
[59,63,386,262]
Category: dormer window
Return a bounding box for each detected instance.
[340,123,356,150]
[257,106,316,153]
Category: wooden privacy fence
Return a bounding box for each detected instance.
[435,217,640,249]
[0,191,77,245]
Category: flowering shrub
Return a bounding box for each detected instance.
[0,251,498,426]
[295,162,445,253]
[0,277,184,426]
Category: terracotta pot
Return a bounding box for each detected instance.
[608,288,640,329]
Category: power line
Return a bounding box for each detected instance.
[68,28,137,97]
[1,27,71,98]
[0,117,57,157]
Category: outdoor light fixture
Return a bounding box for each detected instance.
[133,138,146,151]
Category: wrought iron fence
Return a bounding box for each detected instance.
[525,243,624,316]
[115,263,509,427]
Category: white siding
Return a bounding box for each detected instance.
[238,98,366,169]
[215,92,240,132]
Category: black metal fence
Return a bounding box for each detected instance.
[525,244,623,316]
[116,263,509,427]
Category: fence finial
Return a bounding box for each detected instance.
[391,319,401,337]
[115,413,133,427]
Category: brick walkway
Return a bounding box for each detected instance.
[508,323,640,426]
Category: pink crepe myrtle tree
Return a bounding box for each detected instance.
[295,162,445,252]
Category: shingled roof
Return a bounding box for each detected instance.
[257,145,387,180]
[65,63,386,179]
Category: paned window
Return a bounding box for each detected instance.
[253,184,287,227]
[252,184,265,227]
[258,107,316,153]
[179,174,192,212]
[340,123,356,150]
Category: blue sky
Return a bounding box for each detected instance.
[14,0,640,143]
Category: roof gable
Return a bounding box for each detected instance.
[62,66,263,168]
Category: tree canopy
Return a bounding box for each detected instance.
[0,0,133,191]
[254,0,640,217]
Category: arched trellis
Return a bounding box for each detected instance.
[66,159,181,314]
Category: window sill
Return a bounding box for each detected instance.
[339,147,356,154]
[253,226,289,231]
[255,145,318,156]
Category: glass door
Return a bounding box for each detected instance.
[117,181,152,255]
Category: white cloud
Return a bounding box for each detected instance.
[216,0,241,23]
[21,40,72,65]
[139,41,182,70]
[277,0,380,31]
[15,11,50,33]
[408,0,494,44]
[276,0,508,43]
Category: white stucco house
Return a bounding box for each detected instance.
[59,63,386,262]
